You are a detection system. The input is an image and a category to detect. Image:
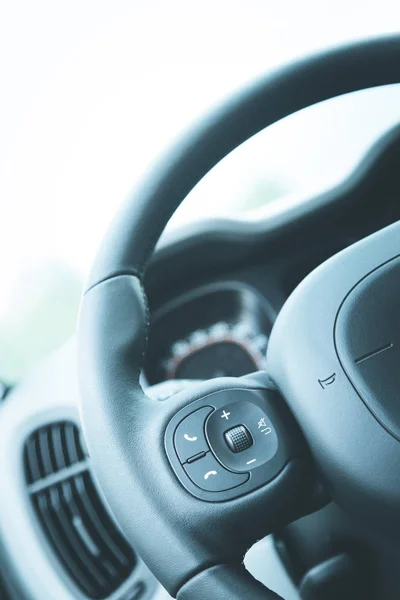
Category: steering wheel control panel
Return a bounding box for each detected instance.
[165,388,292,501]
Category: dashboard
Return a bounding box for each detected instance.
[2,124,400,600]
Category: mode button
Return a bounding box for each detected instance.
[224,425,253,453]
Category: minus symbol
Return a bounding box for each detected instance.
[247,459,256,465]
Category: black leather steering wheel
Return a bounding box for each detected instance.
[78,36,400,599]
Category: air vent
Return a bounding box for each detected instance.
[25,421,87,483]
[24,422,137,599]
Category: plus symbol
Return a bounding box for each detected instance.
[221,410,231,420]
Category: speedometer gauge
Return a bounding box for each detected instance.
[163,322,268,380]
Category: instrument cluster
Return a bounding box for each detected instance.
[144,283,274,384]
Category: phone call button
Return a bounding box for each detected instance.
[184,452,249,492]
[174,407,213,463]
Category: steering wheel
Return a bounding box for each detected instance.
[78,36,400,599]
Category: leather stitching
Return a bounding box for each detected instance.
[84,268,141,294]
[138,278,151,380]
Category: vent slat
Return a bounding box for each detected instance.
[59,481,101,558]
[74,473,134,568]
[74,426,86,461]
[38,428,54,477]
[25,421,136,599]
[25,437,41,483]
[49,485,111,595]
[50,423,67,471]
[34,432,46,479]
[63,422,79,466]
[35,493,99,598]
[61,479,120,581]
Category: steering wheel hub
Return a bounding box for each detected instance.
[268,222,400,539]
[336,255,400,439]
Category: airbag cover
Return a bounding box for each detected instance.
[335,256,400,440]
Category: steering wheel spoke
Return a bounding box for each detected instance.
[79,274,325,595]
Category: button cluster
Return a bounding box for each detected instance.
[166,388,286,502]
[206,402,279,474]
[174,407,248,492]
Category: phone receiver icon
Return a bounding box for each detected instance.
[184,434,197,442]
[204,470,217,480]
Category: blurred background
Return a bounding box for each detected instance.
[1,0,400,383]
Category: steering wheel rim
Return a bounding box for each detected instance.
[78,36,400,599]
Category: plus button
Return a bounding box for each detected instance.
[221,410,231,420]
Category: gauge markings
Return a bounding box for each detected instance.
[164,321,268,380]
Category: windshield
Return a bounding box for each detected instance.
[0,0,399,382]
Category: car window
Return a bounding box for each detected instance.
[0,0,398,382]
